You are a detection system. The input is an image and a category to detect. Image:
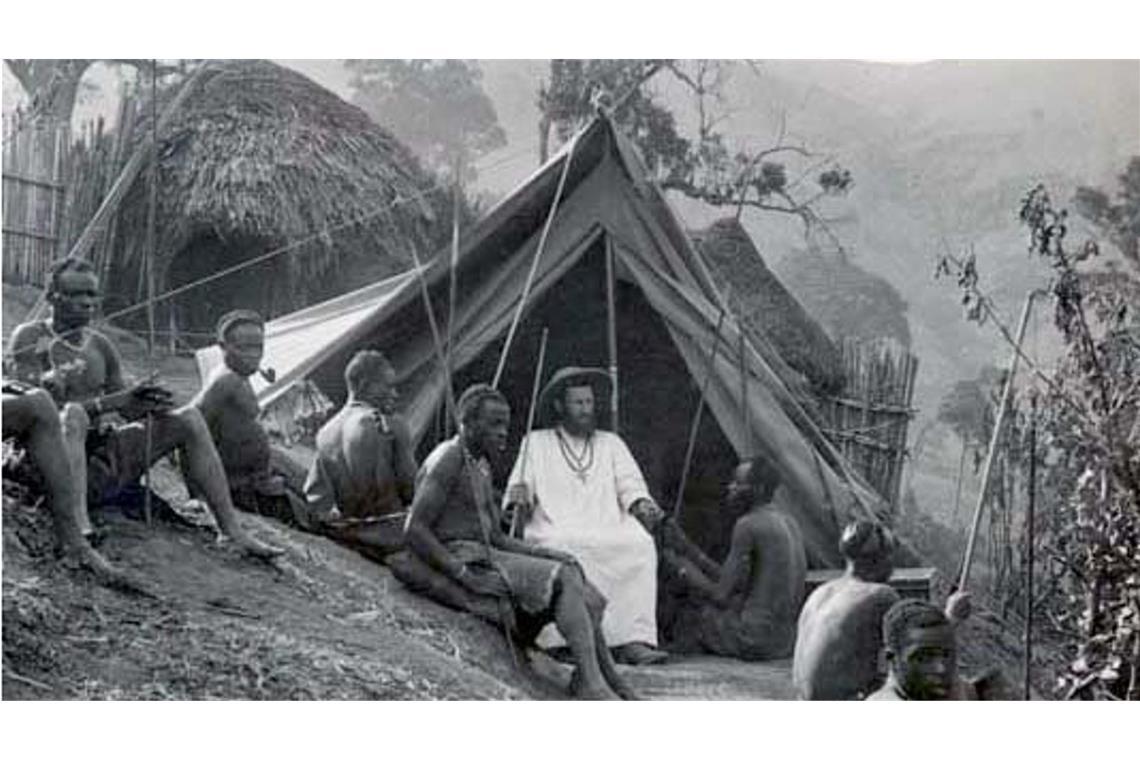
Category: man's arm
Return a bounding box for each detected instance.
[610,434,652,513]
[191,370,239,431]
[404,446,467,581]
[8,323,48,388]
[705,520,754,607]
[389,415,417,505]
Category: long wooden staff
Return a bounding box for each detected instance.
[509,327,548,538]
[957,290,1037,590]
[142,59,159,527]
[673,308,727,522]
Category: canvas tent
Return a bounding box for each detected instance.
[197,113,889,567]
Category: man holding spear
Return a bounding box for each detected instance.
[405,383,633,699]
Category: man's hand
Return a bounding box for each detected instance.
[120,381,175,419]
[945,590,972,625]
[506,483,535,526]
[630,499,666,533]
[458,566,511,597]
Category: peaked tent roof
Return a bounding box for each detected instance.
[197,114,889,566]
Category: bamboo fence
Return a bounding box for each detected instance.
[2,90,139,289]
[823,338,919,506]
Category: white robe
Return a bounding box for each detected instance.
[506,427,658,647]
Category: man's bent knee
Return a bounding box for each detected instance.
[60,401,89,437]
[169,405,212,442]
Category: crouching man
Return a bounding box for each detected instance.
[403,384,633,699]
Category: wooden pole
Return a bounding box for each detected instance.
[605,234,619,435]
[510,327,549,538]
[446,153,462,436]
[739,327,751,457]
[958,291,1038,591]
[673,309,727,522]
[1024,394,1037,701]
[142,60,159,528]
[492,132,578,389]
[405,241,457,427]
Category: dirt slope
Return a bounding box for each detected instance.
[2,472,560,700]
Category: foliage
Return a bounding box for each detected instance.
[345,60,506,182]
[937,367,1005,449]
[1072,157,1140,272]
[537,60,853,248]
[937,160,1140,700]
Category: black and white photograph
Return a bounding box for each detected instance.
[1,6,1137,725]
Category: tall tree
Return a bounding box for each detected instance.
[5,59,185,128]
[345,59,506,182]
[537,60,853,248]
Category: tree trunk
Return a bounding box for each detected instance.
[5,59,95,130]
[538,114,551,165]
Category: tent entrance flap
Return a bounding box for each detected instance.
[420,236,740,559]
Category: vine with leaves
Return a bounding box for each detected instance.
[936,161,1140,700]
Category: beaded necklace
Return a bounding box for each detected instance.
[556,427,594,482]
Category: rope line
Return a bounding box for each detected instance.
[3,141,540,363]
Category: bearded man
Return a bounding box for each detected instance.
[504,366,666,665]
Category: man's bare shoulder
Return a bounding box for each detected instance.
[421,438,463,482]
[314,407,351,449]
[9,319,48,348]
[200,366,246,397]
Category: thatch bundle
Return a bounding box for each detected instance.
[103,60,451,338]
[691,217,845,398]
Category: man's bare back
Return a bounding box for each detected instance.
[793,575,899,700]
[309,402,414,518]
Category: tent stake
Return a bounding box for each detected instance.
[673,308,727,523]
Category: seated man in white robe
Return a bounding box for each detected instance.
[505,366,666,665]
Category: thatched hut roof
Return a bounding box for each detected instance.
[691,217,845,397]
[104,60,450,331]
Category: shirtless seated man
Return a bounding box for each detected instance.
[193,310,294,524]
[655,457,808,661]
[2,382,139,589]
[303,350,416,555]
[793,520,972,700]
[7,258,280,560]
[403,384,633,699]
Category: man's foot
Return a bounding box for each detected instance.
[569,668,621,700]
[543,646,576,665]
[64,545,152,596]
[82,526,110,548]
[611,642,668,666]
[229,531,284,561]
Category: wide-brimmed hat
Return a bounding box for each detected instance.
[537,366,611,424]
